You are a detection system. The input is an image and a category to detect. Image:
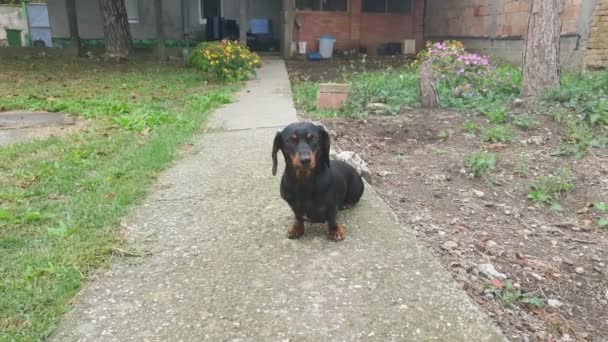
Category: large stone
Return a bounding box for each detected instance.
[333,150,372,184]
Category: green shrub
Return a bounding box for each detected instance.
[186,40,261,81]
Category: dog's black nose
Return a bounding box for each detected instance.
[300,154,311,166]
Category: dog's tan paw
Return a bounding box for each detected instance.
[287,224,305,239]
[328,225,346,241]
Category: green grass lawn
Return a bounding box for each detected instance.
[0,58,233,340]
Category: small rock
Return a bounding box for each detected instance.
[478,263,507,280]
[485,240,499,255]
[376,170,394,177]
[513,98,524,106]
[528,136,545,145]
[574,267,585,274]
[441,241,459,251]
[530,272,545,281]
[548,299,563,308]
[365,102,391,114]
[472,190,485,198]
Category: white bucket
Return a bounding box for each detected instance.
[319,36,336,59]
[298,41,307,54]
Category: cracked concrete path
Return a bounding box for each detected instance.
[52,59,504,341]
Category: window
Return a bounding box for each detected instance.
[125,0,139,23]
[362,0,412,13]
[296,0,348,11]
[200,0,221,23]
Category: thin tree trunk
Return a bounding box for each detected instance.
[98,0,133,60]
[154,0,166,61]
[521,0,565,98]
[419,60,439,108]
[66,0,82,57]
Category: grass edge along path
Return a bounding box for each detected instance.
[0,61,234,341]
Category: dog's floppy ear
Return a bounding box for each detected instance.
[272,131,282,176]
[318,125,331,169]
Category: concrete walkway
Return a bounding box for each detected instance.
[52,59,504,341]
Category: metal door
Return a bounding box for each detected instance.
[27,3,52,47]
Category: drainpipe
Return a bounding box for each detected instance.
[21,0,31,47]
[181,0,188,47]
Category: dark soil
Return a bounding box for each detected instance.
[321,111,608,342]
[285,55,413,83]
[286,55,608,342]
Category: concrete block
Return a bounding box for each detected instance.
[317,83,350,110]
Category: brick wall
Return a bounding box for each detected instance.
[424,0,596,68]
[294,0,424,54]
[425,0,583,38]
[585,0,608,68]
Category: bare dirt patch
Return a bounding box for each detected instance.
[0,111,87,146]
[321,110,608,342]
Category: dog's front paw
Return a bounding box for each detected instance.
[287,224,305,239]
[328,225,346,241]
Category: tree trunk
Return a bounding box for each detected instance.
[282,0,294,58]
[240,0,248,46]
[66,0,82,57]
[419,60,440,108]
[98,0,133,59]
[154,0,166,61]
[521,0,565,98]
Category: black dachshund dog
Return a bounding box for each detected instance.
[272,122,364,241]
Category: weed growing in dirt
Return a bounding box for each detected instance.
[482,124,513,143]
[513,113,536,130]
[593,202,608,228]
[514,153,530,177]
[462,120,478,134]
[527,168,575,207]
[465,151,497,178]
[551,120,595,158]
[486,281,545,310]
[482,106,507,124]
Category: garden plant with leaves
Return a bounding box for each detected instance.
[187,40,261,82]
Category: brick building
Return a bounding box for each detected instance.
[585,0,608,68]
[292,0,424,54]
[424,0,605,68]
[45,0,607,68]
